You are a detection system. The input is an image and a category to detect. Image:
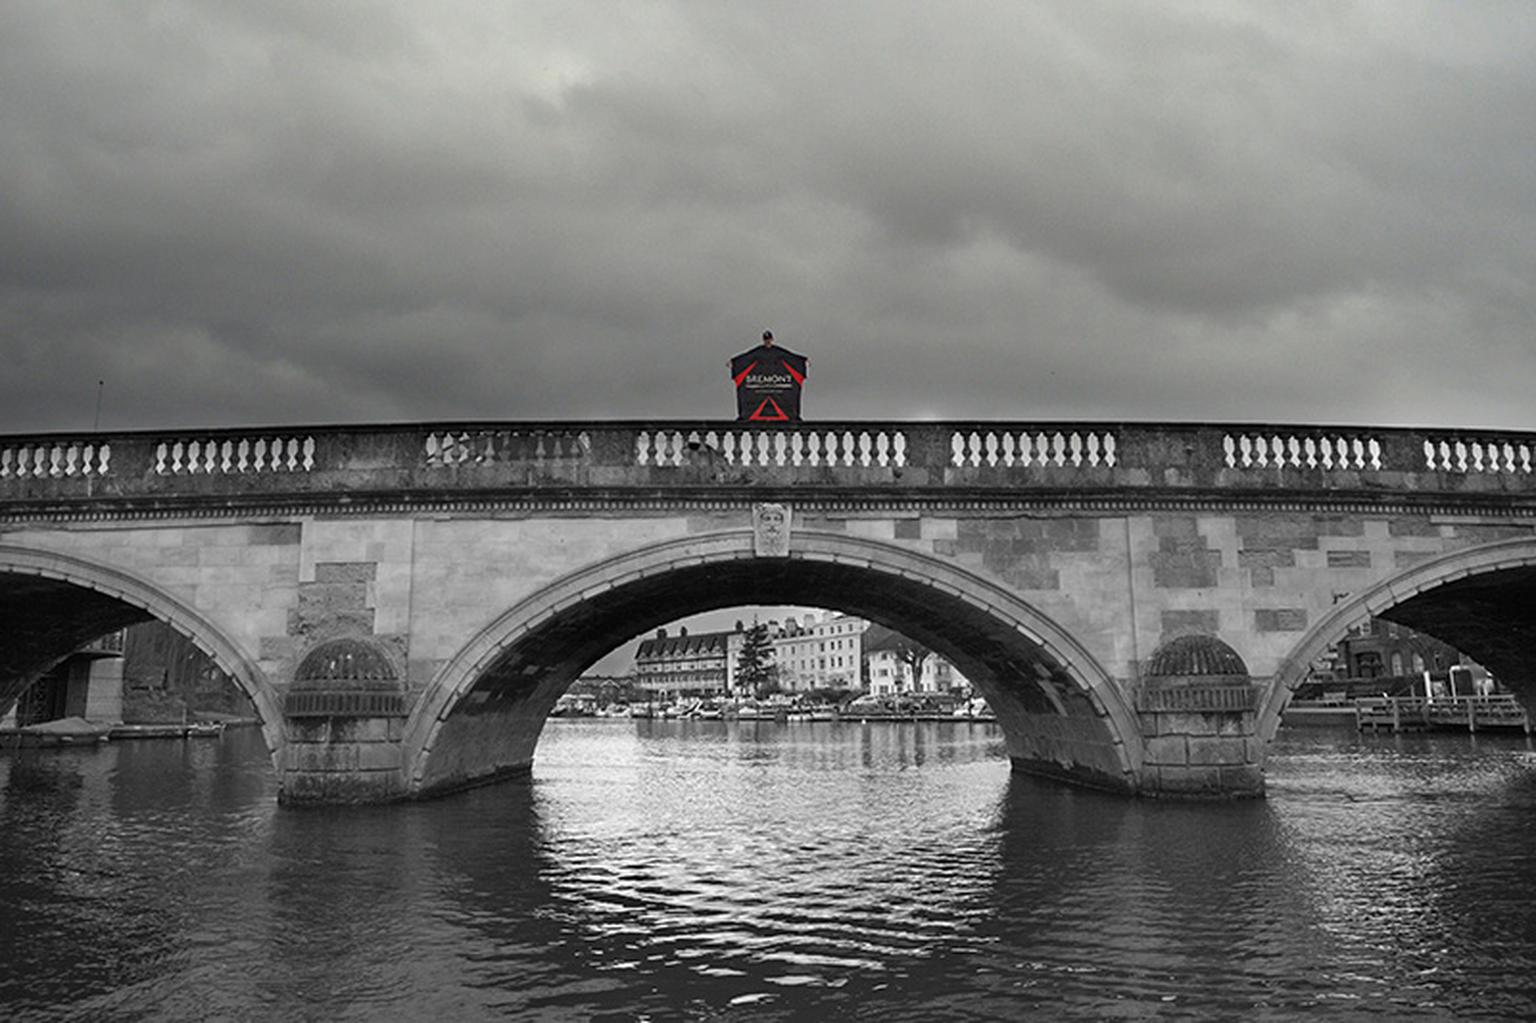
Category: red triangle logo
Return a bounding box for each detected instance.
[748,398,790,422]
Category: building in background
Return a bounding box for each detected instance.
[1301,618,1491,697]
[863,624,970,698]
[760,611,867,693]
[633,627,731,698]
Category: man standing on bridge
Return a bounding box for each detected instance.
[730,330,809,422]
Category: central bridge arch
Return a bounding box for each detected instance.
[403,530,1142,798]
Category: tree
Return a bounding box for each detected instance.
[893,638,932,692]
[736,621,776,698]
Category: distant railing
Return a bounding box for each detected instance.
[1355,694,1531,733]
[3,421,1536,506]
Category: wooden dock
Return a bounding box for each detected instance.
[1355,694,1532,734]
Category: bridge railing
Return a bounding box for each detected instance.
[2,421,1534,504]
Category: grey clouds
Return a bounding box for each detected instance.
[3,1,1534,431]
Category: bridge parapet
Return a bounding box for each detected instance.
[2,421,1534,512]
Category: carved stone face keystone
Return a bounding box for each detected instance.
[753,503,790,557]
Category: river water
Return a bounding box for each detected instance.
[3,719,1535,1021]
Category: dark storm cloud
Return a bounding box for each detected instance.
[2,1,1533,432]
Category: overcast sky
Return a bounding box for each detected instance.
[4,1,1534,434]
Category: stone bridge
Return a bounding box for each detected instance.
[2,421,1534,804]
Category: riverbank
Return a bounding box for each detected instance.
[1,714,263,749]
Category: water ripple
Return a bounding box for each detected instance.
[4,724,1536,1018]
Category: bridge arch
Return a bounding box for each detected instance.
[0,543,282,759]
[1260,536,1536,747]
[404,529,1141,798]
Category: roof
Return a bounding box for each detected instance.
[635,630,731,661]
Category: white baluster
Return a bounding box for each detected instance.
[892,433,907,468]
[1222,435,1236,467]
[1520,443,1533,473]
[1085,433,1101,467]
[1070,432,1084,467]
[1049,432,1065,466]
[0,448,12,478]
[62,444,78,476]
[1349,438,1364,470]
[1367,438,1381,470]
[1239,436,1253,467]
[1454,441,1468,472]
[984,432,999,467]
[302,437,316,470]
[1103,435,1117,467]
[875,432,890,467]
[840,431,854,468]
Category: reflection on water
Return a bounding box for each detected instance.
[2,722,1535,1020]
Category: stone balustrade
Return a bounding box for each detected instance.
[2,421,1535,510]
[951,429,1117,468]
[0,441,112,479]
[638,427,906,468]
[1221,432,1381,471]
[155,436,316,475]
[1421,437,1533,475]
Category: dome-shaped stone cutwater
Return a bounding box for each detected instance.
[1146,634,1250,679]
[286,637,405,718]
[1138,634,1257,714]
